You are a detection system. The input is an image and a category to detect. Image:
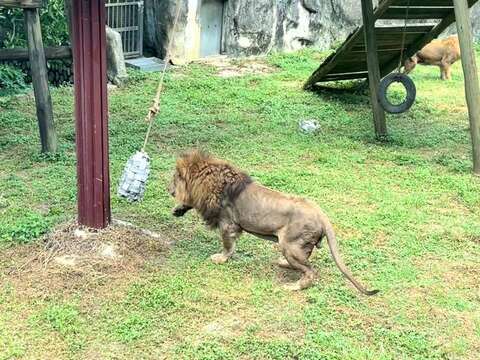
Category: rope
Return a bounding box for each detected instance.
[142,1,182,152]
[397,0,411,73]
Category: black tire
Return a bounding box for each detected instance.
[378,73,416,114]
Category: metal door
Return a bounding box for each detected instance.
[105,0,144,58]
[200,0,224,57]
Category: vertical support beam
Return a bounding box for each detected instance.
[138,1,144,57]
[361,0,388,139]
[24,8,58,153]
[72,0,111,228]
[453,0,480,175]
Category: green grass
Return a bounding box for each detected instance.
[1,49,480,359]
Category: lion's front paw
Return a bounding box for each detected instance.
[210,253,230,264]
[172,205,191,217]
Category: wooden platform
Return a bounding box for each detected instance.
[304,0,479,88]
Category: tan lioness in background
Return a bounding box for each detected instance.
[168,150,378,295]
[404,35,460,80]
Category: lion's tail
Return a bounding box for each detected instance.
[323,220,379,296]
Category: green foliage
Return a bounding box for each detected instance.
[0,209,50,244]
[34,303,86,352]
[1,0,69,48]
[113,313,151,343]
[0,64,28,95]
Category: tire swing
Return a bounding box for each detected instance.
[378,73,416,114]
[377,0,416,114]
[117,1,181,202]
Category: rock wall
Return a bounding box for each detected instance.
[144,0,189,61]
[222,0,366,56]
[144,0,480,62]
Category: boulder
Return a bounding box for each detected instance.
[64,0,128,85]
[106,26,128,86]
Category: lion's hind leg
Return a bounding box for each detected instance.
[280,242,316,291]
[276,257,294,269]
[211,222,242,265]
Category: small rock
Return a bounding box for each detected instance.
[54,255,79,267]
[74,229,88,240]
[204,322,224,335]
[37,204,50,215]
[100,243,120,259]
[230,319,242,331]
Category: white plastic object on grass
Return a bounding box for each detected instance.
[299,119,320,133]
[117,151,151,202]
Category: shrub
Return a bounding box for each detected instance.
[0,64,28,95]
[1,0,69,49]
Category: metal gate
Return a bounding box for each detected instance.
[105,0,144,58]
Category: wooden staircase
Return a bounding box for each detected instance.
[304,0,479,88]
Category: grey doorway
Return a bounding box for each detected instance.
[200,0,224,57]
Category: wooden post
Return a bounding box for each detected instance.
[453,0,480,175]
[361,0,388,139]
[24,8,58,153]
[72,0,111,228]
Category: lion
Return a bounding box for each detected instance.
[168,150,378,295]
[404,35,460,80]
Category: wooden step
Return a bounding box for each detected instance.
[392,0,476,6]
[321,72,370,82]
[380,6,453,20]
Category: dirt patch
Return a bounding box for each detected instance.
[197,56,276,78]
[0,221,171,299]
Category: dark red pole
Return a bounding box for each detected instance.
[72,0,111,228]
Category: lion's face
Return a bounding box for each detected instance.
[168,169,190,205]
[404,56,417,74]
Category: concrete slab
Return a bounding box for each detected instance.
[125,57,169,72]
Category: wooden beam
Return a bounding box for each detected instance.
[0,0,42,8]
[72,0,111,228]
[321,72,370,81]
[303,0,396,89]
[380,6,453,20]
[362,0,388,138]
[0,46,72,61]
[453,0,480,175]
[393,0,476,6]
[24,8,57,153]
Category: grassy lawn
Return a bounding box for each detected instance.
[1,49,480,359]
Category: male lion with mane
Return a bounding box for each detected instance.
[169,150,378,295]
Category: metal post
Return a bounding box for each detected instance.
[453,0,480,175]
[72,0,111,228]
